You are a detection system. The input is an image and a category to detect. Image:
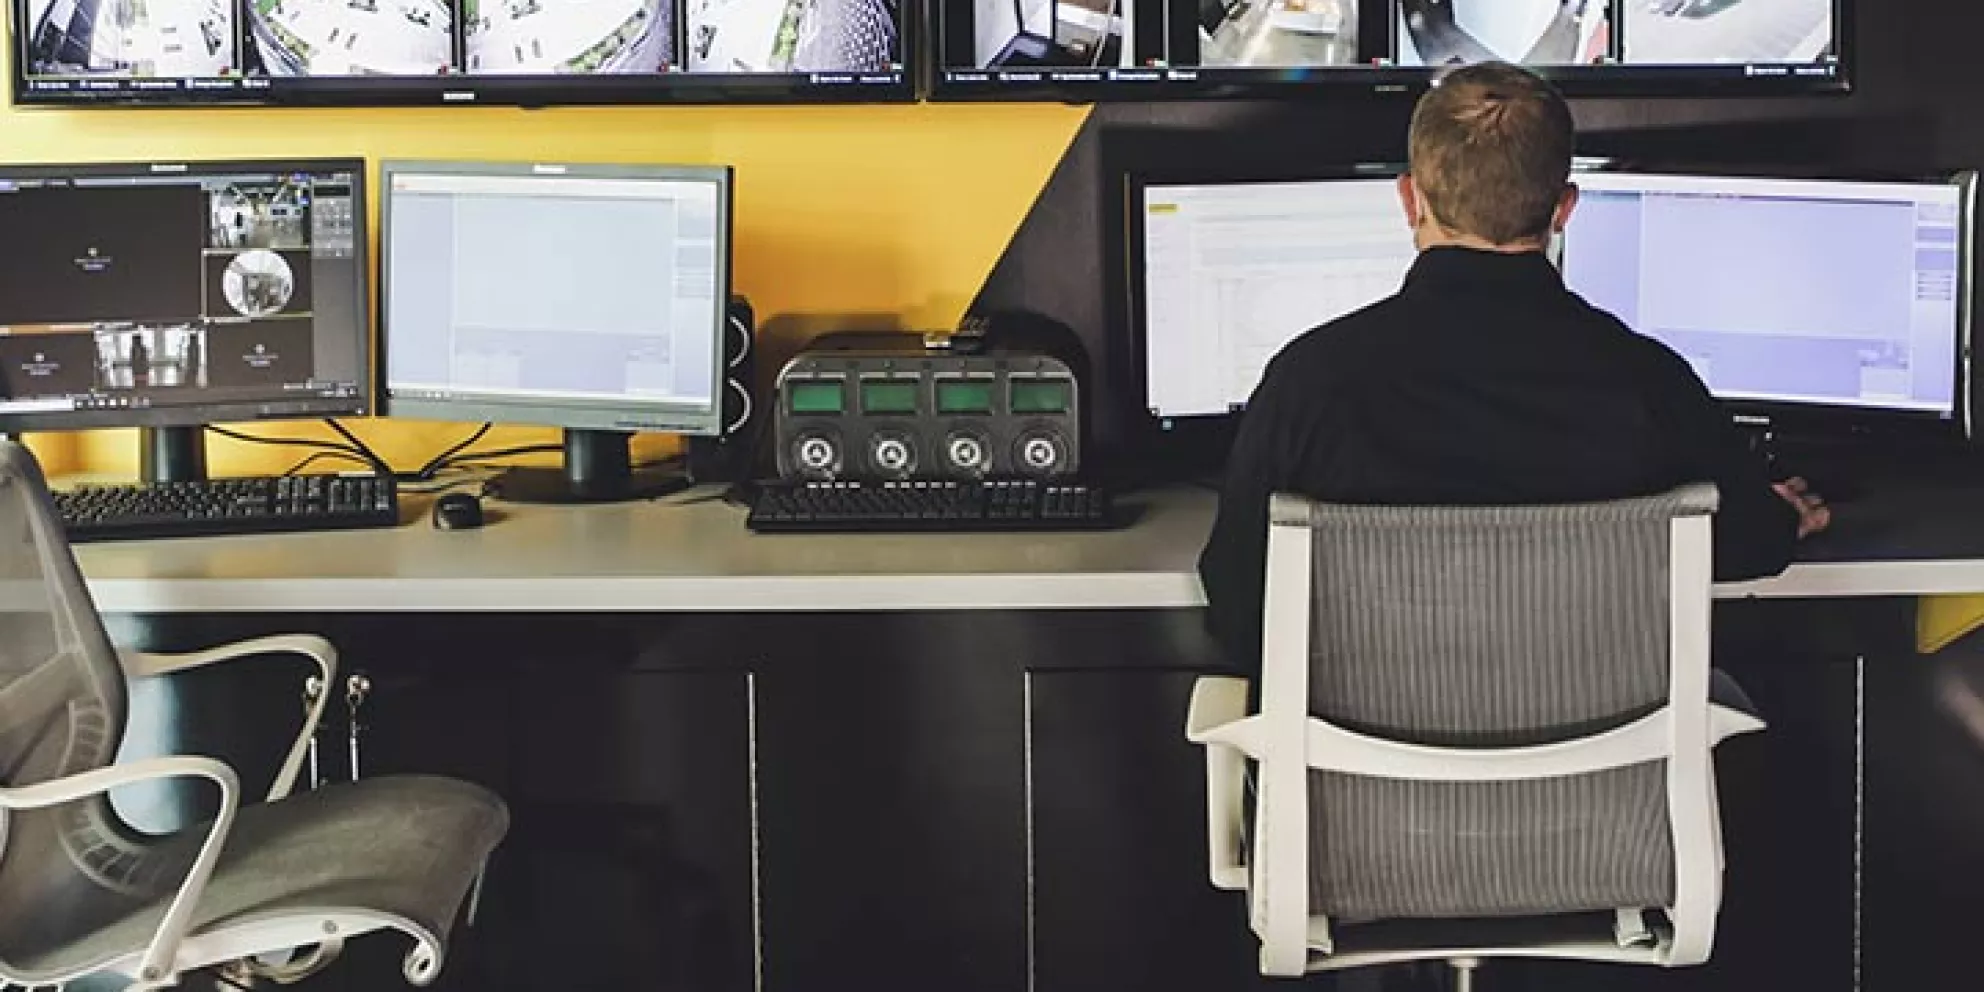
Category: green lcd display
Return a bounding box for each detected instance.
[935,380,995,415]
[861,381,919,415]
[788,381,845,415]
[1010,380,1072,415]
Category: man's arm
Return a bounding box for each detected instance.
[1198,359,1297,679]
[1650,349,1800,581]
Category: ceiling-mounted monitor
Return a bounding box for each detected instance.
[11,0,911,105]
[928,0,1845,100]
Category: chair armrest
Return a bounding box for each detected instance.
[1186,677,1252,890]
[0,755,241,987]
[121,635,339,802]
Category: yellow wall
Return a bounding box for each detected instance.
[0,67,1088,476]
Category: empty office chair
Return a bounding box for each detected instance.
[1187,487,1762,988]
[0,440,506,990]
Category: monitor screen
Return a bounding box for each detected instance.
[0,159,370,433]
[930,0,1843,99]
[12,0,909,105]
[1559,170,1973,425]
[381,161,730,437]
[1134,172,1417,421]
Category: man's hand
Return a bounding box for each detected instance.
[1773,477,1831,539]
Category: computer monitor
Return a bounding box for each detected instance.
[930,0,1845,100]
[1129,168,1416,425]
[1559,167,1976,437]
[0,158,370,482]
[379,159,731,503]
[13,0,912,105]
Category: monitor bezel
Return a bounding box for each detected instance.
[925,0,1850,102]
[377,158,733,438]
[1118,163,1409,445]
[8,1,916,107]
[0,157,372,434]
[1564,161,1977,442]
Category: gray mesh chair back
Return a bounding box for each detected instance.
[0,442,157,967]
[1301,490,1707,922]
[1188,484,1762,977]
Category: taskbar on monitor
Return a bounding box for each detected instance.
[14,70,912,106]
[931,61,1843,100]
[0,384,365,431]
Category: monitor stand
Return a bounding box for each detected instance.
[141,426,208,484]
[487,429,689,505]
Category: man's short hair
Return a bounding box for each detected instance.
[1407,62,1575,245]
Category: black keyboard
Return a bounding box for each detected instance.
[747,478,1120,533]
[56,475,400,544]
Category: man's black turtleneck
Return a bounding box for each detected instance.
[1197,245,1800,675]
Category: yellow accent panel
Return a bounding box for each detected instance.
[1919,595,1984,654]
[0,98,1088,475]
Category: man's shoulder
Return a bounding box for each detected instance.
[1269,295,1409,370]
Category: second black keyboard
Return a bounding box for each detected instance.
[56,475,400,543]
[748,479,1119,533]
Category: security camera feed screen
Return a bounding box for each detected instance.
[15,0,907,103]
[0,165,369,431]
[932,0,1841,94]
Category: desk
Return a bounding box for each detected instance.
[73,486,1984,612]
[73,484,1984,992]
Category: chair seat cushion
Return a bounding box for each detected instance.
[8,775,508,981]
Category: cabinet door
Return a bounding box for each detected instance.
[751,614,1028,992]
[1028,669,1278,992]
[482,665,756,992]
[1865,642,1984,991]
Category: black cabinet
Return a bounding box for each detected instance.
[1028,669,1278,992]
[751,614,1028,992]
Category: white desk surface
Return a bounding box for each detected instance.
[68,487,1984,614]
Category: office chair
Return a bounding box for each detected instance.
[0,440,506,990]
[1187,486,1763,988]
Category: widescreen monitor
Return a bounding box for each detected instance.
[1558,167,1975,436]
[1129,168,1417,424]
[0,158,371,479]
[11,0,909,105]
[380,159,731,502]
[931,0,1844,100]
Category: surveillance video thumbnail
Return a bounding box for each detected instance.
[209,177,312,250]
[22,0,235,77]
[206,320,316,388]
[1396,0,1610,66]
[204,249,314,321]
[1622,0,1832,65]
[1200,0,1359,69]
[0,329,99,400]
[686,0,900,74]
[242,0,453,76]
[960,0,1127,69]
[463,0,672,73]
[0,185,206,328]
[94,323,208,390]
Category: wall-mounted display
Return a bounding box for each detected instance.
[10,0,910,104]
[929,0,1846,100]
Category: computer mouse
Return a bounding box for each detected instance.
[431,492,485,531]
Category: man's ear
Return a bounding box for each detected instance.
[1397,173,1423,229]
[1552,183,1581,234]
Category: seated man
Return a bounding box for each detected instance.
[1198,61,1828,677]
